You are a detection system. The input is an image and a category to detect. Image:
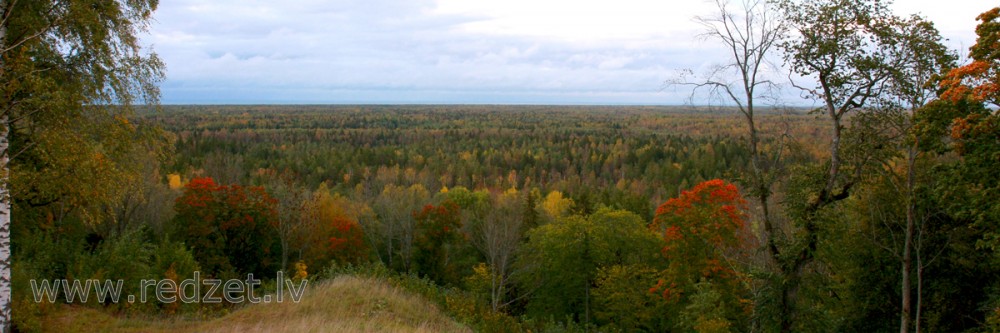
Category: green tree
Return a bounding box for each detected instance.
[0,0,163,326]
[775,0,910,329]
[516,207,661,326]
[372,183,429,272]
[592,264,667,332]
[880,13,956,333]
[938,8,1000,254]
[832,150,1000,332]
[936,7,1000,329]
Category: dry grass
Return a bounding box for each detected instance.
[44,276,470,333]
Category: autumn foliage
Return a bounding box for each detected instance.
[413,201,466,285]
[297,187,369,269]
[936,7,1000,161]
[173,177,280,278]
[940,8,1000,106]
[651,179,748,271]
[326,216,367,264]
[649,179,750,329]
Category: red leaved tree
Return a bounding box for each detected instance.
[173,177,280,278]
[649,179,752,330]
[326,216,367,264]
[413,201,466,285]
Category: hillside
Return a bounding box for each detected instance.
[43,276,470,333]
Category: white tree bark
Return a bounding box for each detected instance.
[0,118,10,332]
[0,0,11,328]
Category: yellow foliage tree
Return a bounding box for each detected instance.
[167,173,184,190]
[539,191,573,223]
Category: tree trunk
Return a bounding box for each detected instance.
[386,220,393,269]
[915,263,924,333]
[0,116,10,333]
[900,142,916,333]
[780,278,796,332]
[780,98,845,333]
[0,0,12,328]
[280,237,289,273]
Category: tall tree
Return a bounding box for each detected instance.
[0,0,163,329]
[473,188,528,312]
[940,6,1000,242]
[671,2,787,328]
[263,170,309,272]
[880,14,956,333]
[937,8,1000,329]
[372,183,429,272]
[776,0,904,330]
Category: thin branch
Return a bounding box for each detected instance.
[1,1,64,55]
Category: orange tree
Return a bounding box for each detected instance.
[649,179,752,331]
[939,7,1000,253]
[172,177,280,278]
[931,7,1000,329]
[296,214,367,270]
[938,6,1000,191]
[299,186,369,269]
[941,7,1000,106]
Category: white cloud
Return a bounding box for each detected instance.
[433,0,708,40]
[147,0,992,104]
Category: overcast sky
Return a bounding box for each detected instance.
[148,0,989,105]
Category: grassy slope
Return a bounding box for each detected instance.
[44,276,470,333]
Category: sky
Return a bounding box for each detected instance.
[148,0,989,105]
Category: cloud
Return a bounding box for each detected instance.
[148,0,987,104]
[148,0,721,103]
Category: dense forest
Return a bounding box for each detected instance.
[153,105,822,217]
[4,0,1000,332]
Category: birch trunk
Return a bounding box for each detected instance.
[0,0,12,329]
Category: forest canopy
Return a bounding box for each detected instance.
[5,1,1000,333]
